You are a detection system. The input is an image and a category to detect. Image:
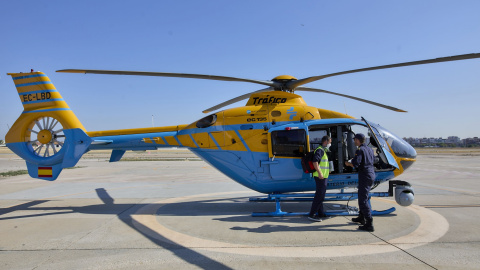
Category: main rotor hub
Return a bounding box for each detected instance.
[271,75,298,92]
[272,75,297,81]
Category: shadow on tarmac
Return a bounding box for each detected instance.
[0,188,395,268]
[0,188,234,270]
[230,223,353,233]
[97,188,233,270]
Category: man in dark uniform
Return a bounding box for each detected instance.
[345,133,375,232]
[308,135,332,222]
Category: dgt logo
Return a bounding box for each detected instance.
[287,107,297,120]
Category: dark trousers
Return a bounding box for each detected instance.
[358,178,373,219]
[309,177,328,216]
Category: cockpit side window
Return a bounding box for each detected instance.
[196,114,217,128]
[271,129,306,157]
[369,123,417,159]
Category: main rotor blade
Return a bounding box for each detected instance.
[296,87,407,112]
[203,87,273,113]
[57,69,276,88]
[288,53,480,89]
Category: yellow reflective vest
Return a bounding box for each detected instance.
[312,146,330,179]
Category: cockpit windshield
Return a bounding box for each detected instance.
[368,122,417,159]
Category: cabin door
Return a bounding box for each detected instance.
[362,117,399,169]
[268,127,308,181]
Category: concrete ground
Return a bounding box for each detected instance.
[0,148,479,270]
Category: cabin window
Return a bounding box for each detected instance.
[271,129,306,157]
[196,114,217,128]
[309,129,329,150]
[271,110,282,117]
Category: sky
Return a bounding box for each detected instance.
[1,0,480,140]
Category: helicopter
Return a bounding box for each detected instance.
[5,53,480,217]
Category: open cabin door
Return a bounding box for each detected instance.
[267,125,308,181]
[362,117,399,169]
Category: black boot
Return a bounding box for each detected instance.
[359,218,374,232]
[352,213,365,225]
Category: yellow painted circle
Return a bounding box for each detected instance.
[131,192,449,258]
[38,129,53,144]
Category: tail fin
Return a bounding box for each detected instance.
[10,71,70,112]
[6,71,91,180]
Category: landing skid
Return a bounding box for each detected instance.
[250,192,395,217]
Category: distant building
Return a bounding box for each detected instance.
[402,135,479,147]
[446,136,461,144]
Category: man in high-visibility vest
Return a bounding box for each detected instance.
[308,135,332,222]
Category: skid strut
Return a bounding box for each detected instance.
[250,192,395,217]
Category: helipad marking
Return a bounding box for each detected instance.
[131,191,449,258]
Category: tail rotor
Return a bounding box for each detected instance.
[26,116,65,158]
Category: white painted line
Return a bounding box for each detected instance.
[131,192,449,258]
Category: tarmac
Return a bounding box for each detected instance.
[0,149,479,270]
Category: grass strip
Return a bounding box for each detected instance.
[0,170,28,177]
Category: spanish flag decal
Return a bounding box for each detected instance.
[38,167,53,178]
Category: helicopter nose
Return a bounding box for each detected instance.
[392,139,417,171]
[370,123,417,171]
[389,136,417,160]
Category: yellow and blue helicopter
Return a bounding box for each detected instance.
[5,53,480,216]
